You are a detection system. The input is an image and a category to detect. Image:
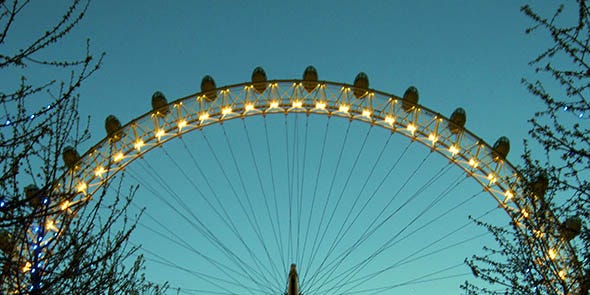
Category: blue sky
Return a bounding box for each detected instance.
[3,1,568,294]
[5,0,557,153]
[68,0,552,153]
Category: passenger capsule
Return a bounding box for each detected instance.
[62,146,80,170]
[353,72,369,99]
[24,184,41,208]
[531,173,548,199]
[0,230,13,254]
[200,75,217,102]
[105,115,123,141]
[491,136,510,162]
[302,65,318,92]
[251,67,268,94]
[151,91,169,117]
[402,86,419,112]
[448,108,467,134]
[561,216,582,241]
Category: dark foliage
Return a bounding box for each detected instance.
[0,1,165,293]
[464,1,590,294]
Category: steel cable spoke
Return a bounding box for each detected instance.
[305,123,374,288]
[321,165,467,292]
[234,119,286,286]
[306,119,353,277]
[263,118,287,280]
[220,123,284,290]
[199,129,279,287]
[126,165,272,293]
[135,215,256,291]
[140,246,261,294]
[338,263,467,295]
[299,117,331,280]
[303,144,433,290]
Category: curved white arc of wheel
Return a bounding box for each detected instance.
[35,80,580,293]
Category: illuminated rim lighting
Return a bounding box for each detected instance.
[34,79,580,292]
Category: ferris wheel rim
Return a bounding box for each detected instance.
[40,78,580,293]
[56,79,520,222]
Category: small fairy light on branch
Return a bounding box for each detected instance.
[1,103,55,128]
[561,104,588,120]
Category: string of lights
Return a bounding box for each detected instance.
[1,103,56,128]
[562,105,587,119]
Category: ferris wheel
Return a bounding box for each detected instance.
[4,66,584,294]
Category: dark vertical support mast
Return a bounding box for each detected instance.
[286,263,299,295]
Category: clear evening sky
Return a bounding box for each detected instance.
[3,1,569,294]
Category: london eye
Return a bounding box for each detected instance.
[5,66,583,294]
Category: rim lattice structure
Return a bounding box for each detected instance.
[19,79,582,293]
